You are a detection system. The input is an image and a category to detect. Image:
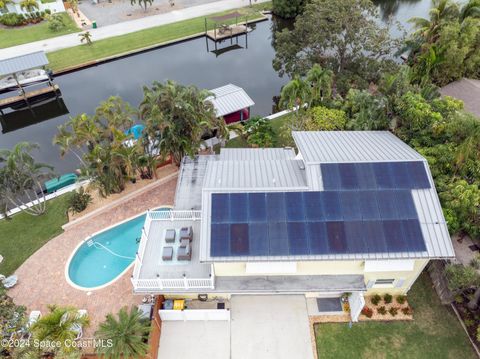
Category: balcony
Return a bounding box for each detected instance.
[131,210,214,293]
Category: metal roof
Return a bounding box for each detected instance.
[292,131,424,164]
[0,51,49,76]
[203,159,308,190]
[207,84,255,117]
[219,148,296,161]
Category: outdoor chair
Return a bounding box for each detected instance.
[177,243,192,261]
[0,274,18,289]
[28,311,41,327]
[162,246,173,261]
[179,238,190,248]
[165,229,176,243]
[180,226,193,242]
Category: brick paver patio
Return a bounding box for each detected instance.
[8,175,177,337]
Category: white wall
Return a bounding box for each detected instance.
[5,0,65,15]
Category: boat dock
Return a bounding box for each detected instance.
[0,84,59,111]
[206,24,248,41]
[205,11,249,43]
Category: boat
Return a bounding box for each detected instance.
[43,173,78,194]
[0,69,51,94]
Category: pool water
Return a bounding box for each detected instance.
[67,208,169,289]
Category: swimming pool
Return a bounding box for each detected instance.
[66,207,170,290]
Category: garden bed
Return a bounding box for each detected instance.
[360,294,414,321]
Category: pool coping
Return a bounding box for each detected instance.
[64,205,173,292]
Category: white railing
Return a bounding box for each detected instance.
[143,211,152,235]
[131,275,215,292]
[136,229,149,262]
[148,210,202,221]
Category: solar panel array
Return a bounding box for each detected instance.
[321,162,431,191]
[209,161,430,258]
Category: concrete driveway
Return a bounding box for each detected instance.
[231,295,314,359]
[157,295,314,359]
[158,321,230,359]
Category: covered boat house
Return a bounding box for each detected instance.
[208,84,255,124]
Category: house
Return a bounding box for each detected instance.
[2,0,65,16]
[131,131,454,321]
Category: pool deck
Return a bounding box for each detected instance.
[8,173,178,338]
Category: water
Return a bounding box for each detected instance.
[0,1,435,174]
[67,207,169,289]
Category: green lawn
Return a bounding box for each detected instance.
[0,13,80,49]
[224,112,293,150]
[47,3,271,72]
[0,194,71,276]
[315,273,475,359]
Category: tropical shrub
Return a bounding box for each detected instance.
[445,264,480,293]
[371,294,382,306]
[396,295,407,305]
[272,0,306,18]
[68,187,92,214]
[0,13,25,26]
[304,106,347,131]
[243,117,276,148]
[471,255,480,270]
[377,306,387,315]
[48,13,66,32]
[383,293,393,304]
[96,306,150,359]
[388,307,399,317]
[343,89,390,130]
[361,306,373,318]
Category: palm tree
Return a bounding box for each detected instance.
[79,31,93,45]
[279,76,311,129]
[409,0,459,44]
[460,0,480,21]
[31,305,89,356]
[305,64,333,104]
[0,142,54,216]
[53,125,87,167]
[19,0,38,12]
[140,80,227,166]
[130,0,153,12]
[95,306,150,359]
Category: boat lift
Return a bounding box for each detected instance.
[0,51,61,116]
[204,12,250,55]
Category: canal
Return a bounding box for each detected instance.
[0,0,433,174]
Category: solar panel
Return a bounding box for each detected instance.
[209,189,427,257]
[321,164,341,190]
[287,222,309,254]
[338,163,359,190]
[248,193,266,222]
[372,163,394,189]
[326,221,347,253]
[355,163,377,189]
[211,193,229,223]
[230,193,248,222]
[409,161,431,188]
[286,192,305,221]
[390,162,414,189]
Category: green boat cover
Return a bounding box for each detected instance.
[44,173,78,193]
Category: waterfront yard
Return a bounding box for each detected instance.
[0,194,71,276]
[314,273,475,359]
[0,13,80,49]
[47,3,270,72]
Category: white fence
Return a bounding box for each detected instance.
[147,210,202,221]
[131,276,214,291]
[159,309,230,321]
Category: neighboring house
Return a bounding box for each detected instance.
[440,78,480,118]
[131,131,455,321]
[2,0,65,15]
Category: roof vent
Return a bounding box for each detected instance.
[272,178,276,184]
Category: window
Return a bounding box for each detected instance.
[375,279,395,285]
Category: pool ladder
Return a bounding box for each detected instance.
[87,239,94,247]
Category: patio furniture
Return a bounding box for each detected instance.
[165,229,176,243]
[180,226,193,242]
[162,246,173,261]
[177,243,192,261]
[0,274,18,289]
[179,238,190,248]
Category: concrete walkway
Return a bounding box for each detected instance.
[0,0,269,60]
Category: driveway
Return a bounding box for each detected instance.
[158,295,314,359]
[231,295,314,359]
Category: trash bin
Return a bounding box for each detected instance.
[92,21,97,29]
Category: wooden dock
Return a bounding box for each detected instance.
[206,24,248,41]
[0,84,59,110]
